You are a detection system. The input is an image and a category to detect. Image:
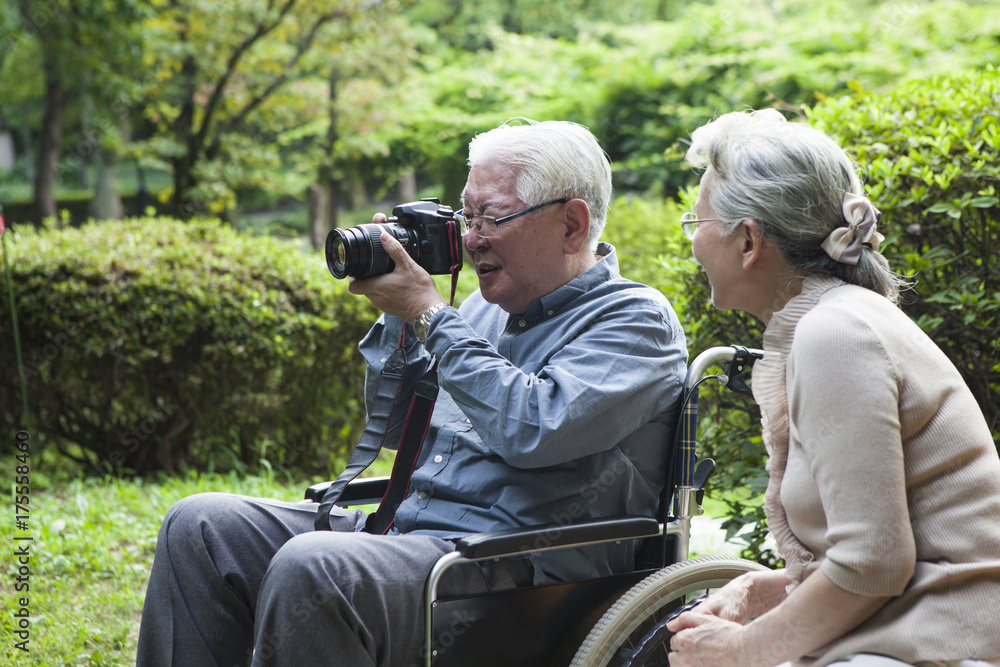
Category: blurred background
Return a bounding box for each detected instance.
[0,1,998,662]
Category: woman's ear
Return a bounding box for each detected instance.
[561,199,591,255]
[741,219,767,270]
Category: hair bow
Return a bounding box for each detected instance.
[820,192,884,265]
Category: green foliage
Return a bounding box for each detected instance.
[6,0,1000,226]
[610,189,775,565]
[583,0,1000,195]
[363,0,1000,211]
[671,67,1000,566]
[0,217,378,475]
[604,195,693,304]
[134,0,401,216]
[807,67,1000,438]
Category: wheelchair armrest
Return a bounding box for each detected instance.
[303,476,389,506]
[454,515,660,560]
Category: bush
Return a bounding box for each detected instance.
[808,66,1000,439]
[621,189,774,564]
[662,68,1000,565]
[0,217,379,475]
[605,192,777,564]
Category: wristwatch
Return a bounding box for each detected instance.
[413,303,448,342]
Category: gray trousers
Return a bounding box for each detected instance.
[136,492,532,667]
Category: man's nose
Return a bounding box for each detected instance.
[464,228,489,251]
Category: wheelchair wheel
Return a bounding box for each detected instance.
[570,556,768,667]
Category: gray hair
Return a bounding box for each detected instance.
[467,119,612,251]
[686,109,905,302]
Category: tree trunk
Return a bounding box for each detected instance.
[91,146,123,220]
[309,178,329,251]
[398,170,416,202]
[0,128,14,172]
[134,160,149,216]
[327,176,340,231]
[34,64,67,224]
[21,104,34,185]
[347,171,368,211]
[76,117,89,189]
[171,157,198,219]
[310,164,342,251]
[171,55,199,220]
[313,65,342,250]
[656,0,670,21]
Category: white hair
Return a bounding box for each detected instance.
[467,119,612,250]
[687,109,905,302]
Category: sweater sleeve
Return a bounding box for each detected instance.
[787,304,917,597]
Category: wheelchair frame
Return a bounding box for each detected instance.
[304,345,765,666]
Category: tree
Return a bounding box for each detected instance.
[305,8,416,248]
[5,0,146,223]
[138,0,392,220]
[16,1,72,223]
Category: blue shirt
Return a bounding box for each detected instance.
[358,244,687,582]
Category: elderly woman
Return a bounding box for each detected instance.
[667,109,1000,667]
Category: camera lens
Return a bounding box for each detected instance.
[325,223,415,279]
[327,233,350,278]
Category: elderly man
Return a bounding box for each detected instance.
[136,119,687,667]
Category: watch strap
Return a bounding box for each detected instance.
[414,303,448,342]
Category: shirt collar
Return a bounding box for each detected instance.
[506,242,618,329]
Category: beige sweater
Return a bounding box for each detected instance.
[752,275,1000,666]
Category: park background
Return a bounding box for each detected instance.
[1,0,998,664]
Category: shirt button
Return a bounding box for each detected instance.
[417,491,428,500]
[433,454,443,463]
[518,319,527,327]
[547,310,554,317]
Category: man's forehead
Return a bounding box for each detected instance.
[462,163,519,208]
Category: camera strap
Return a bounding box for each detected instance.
[446,217,463,305]
[314,328,440,533]
[362,361,438,534]
[316,219,460,532]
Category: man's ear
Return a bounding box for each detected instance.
[561,199,591,254]
[741,219,767,270]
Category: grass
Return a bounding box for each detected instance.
[1,460,752,666]
[0,470,335,666]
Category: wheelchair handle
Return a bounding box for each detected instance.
[684,345,763,392]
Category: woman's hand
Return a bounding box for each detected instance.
[687,574,755,625]
[686,569,792,625]
[665,569,793,667]
[667,613,747,667]
[669,569,891,667]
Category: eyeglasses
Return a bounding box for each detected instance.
[680,212,724,239]
[456,199,569,238]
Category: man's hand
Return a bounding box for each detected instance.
[348,213,447,323]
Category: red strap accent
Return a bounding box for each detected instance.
[446,218,462,306]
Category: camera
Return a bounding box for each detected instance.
[325,198,465,279]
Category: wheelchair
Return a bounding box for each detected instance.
[304,345,767,666]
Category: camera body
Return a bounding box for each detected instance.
[325,198,464,279]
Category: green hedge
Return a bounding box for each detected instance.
[808,67,1000,431]
[0,217,379,475]
[661,68,1000,565]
